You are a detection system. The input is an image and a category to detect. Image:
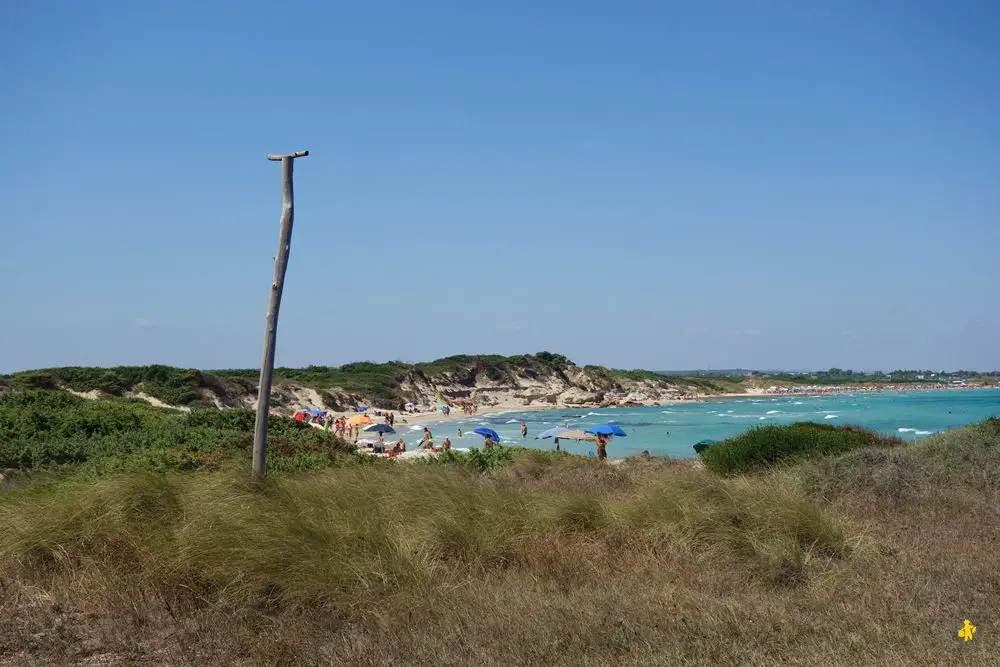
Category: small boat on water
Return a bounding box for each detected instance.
[693,439,718,455]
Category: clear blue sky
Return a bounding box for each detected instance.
[2,0,998,373]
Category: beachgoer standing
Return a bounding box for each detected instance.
[520,422,527,439]
[442,437,451,451]
[596,433,608,461]
[457,428,463,438]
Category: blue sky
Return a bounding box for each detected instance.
[2,0,998,373]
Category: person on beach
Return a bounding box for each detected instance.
[457,428,463,438]
[442,437,452,451]
[520,422,527,439]
[596,433,608,461]
[392,439,405,455]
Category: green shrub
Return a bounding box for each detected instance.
[700,422,903,475]
[0,391,354,475]
[425,446,521,473]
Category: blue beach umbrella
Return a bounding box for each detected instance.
[364,423,396,434]
[537,427,571,440]
[473,427,500,441]
[585,424,627,437]
[356,405,368,412]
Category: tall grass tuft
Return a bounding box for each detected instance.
[0,457,847,617]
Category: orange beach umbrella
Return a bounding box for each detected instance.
[347,415,373,426]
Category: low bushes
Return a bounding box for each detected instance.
[700,422,903,474]
[0,391,355,475]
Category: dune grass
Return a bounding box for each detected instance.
[1,402,998,664]
[0,454,853,665]
[2,423,999,665]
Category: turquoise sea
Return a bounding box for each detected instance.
[410,389,1000,459]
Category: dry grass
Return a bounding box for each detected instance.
[1,425,999,666]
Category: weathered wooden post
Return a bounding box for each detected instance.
[253,150,309,477]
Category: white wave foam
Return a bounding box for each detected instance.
[897,428,917,433]
[824,414,838,419]
[504,419,519,424]
[793,401,804,405]
[916,430,933,435]
[759,416,768,420]
[766,410,781,414]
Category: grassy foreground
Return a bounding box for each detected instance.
[0,387,998,665]
[0,418,998,664]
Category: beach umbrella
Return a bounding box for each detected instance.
[537,426,571,440]
[553,430,598,442]
[365,423,396,434]
[356,405,368,412]
[585,424,627,437]
[473,427,500,442]
[347,415,373,426]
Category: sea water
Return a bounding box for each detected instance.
[420,389,1000,459]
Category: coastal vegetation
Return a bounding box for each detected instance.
[699,422,905,475]
[0,388,997,664]
[0,390,358,477]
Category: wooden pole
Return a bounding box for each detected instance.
[253,150,309,477]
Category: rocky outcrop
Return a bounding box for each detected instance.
[1,355,725,412]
